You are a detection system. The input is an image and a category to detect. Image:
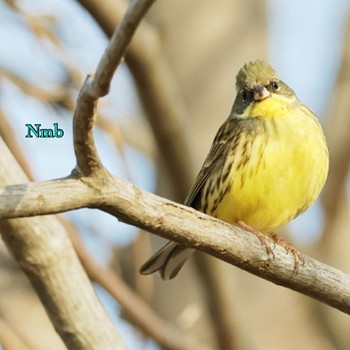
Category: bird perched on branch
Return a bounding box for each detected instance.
[140,60,329,280]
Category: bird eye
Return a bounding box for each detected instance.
[241,90,249,102]
[271,80,279,90]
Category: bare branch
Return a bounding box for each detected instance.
[73,76,102,175]
[73,0,155,176]
[76,0,194,200]
[92,0,156,97]
[1,161,350,314]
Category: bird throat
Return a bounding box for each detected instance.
[242,94,295,120]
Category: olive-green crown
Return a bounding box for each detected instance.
[236,60,278,90]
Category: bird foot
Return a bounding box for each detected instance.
[237,220,275,260]
[271,233,304,273]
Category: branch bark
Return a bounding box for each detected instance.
[1,160,350,315]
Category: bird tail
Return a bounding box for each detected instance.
[139,241,194,280]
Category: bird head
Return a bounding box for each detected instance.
[232,60,296,115]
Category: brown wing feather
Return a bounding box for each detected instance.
[184,118,235,208]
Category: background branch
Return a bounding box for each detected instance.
[0,318,32,350]
[313,13,350,350]
[0,138,126,350]
[194,254,238,350]
[64,219,210,350]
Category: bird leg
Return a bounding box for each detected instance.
[271,233,304,272]
[236,220,275,260]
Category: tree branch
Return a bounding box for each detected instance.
[76,0,194,200]
[92,0,156,97]
[1,162,350,315]
[73,0,155,176]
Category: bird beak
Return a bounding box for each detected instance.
[253,85,270,101]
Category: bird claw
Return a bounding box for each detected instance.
[271,233,304,273]
[237,220,275,261]
[237,221,303,273]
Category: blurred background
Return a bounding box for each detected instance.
[0,0,349,349]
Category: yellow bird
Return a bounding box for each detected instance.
[140,60,329,280]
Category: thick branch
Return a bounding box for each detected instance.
[0,138,126,350]
[1,167,350,314]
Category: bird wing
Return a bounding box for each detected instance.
[184,118,234,208]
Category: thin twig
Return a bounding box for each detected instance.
[92,0,156,97]
[0,67,71,104]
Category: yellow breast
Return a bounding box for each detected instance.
[212,95,329,234]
